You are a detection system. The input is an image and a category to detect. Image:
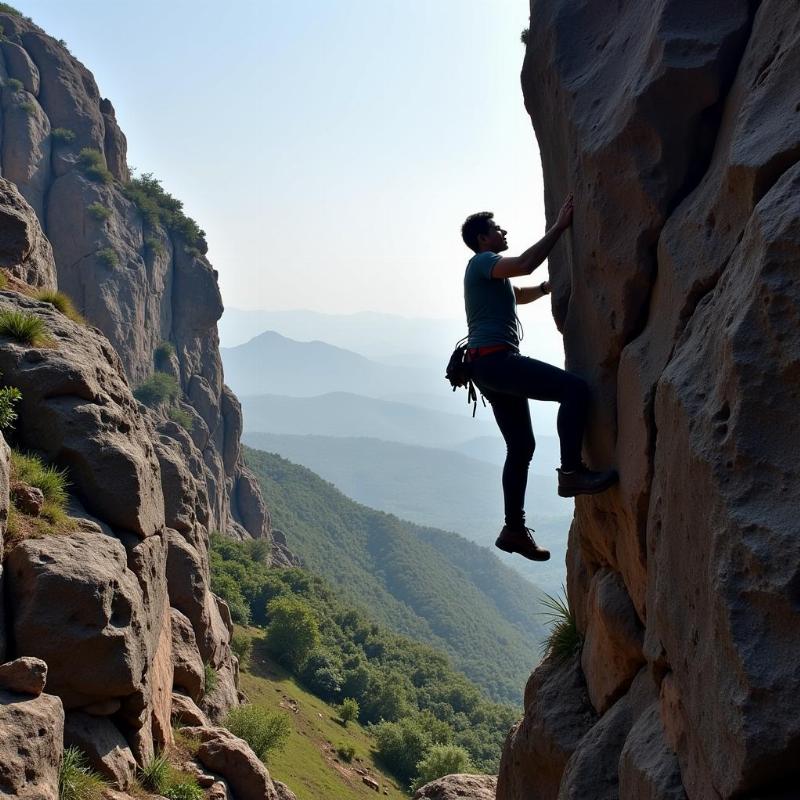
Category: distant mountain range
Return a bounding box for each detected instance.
[244,445,548,704]
[244,432,571,594]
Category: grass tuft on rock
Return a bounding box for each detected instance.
[167,406,194,431]
[10,448,70,523]
[86,202,111,221]
[224,704,291,764]
[78,148,113,184]
[0,383,21,430]
[51,127,76,143]
[134,371,179,408]
[96,247,119,268]
[203,662,218,694]
[58,746,105,800]
[18,99,36,114]
[162,771,203,800]
[35,290,85,324]
[139,752,170,794]
[0,308,48,346]
[539,586,582,660]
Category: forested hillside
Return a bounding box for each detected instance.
[243,446,547,704]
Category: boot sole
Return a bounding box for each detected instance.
[558,478,617,498]
[495,539,550,561]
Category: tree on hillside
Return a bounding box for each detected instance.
[264,595,320,670]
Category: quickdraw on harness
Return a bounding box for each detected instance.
[445,336,486,417]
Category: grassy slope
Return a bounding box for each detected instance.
[244,445,546,704]
[241,634,408,800]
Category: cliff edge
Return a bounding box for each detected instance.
[499,2,800,798]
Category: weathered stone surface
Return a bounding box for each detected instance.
[0,688,63,799]
[64,712,137,789]
[413,774,497,800]
[619,703,686,800]
[581,568,645,714]
[274,780,298,800]
[201,659,238,724]
[505,1,800,798]
[171,691,210,727]
[0,656,47,695]
[10,480,44,515]
[0,433,10,662]
[6,530,148,708]
[1,40,41,95]
[181,726,280,800]
[171,607,204,701]
[497,653,595,800]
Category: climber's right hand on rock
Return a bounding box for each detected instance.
[554,193,574,231]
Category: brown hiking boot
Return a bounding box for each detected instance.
[557,465,618,498]
[495,525,550,561]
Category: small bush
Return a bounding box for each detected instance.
[18,100,36,114]
[35,290,85,324]
[11,449,69,509]
[134,371,179,408]
[59,746,105,800]
[247,537,271,564]
[96,247,119,268]
[138,752,170,793]
[0,308,48,345]
[153,340,175,363]
[336,744,356,763]
[167,406,193,430]
[86,202,111,221]
[78,148,113,184]
[539,587,582,660]
[339,697,359,725]
[52,127,76,143]
[145,236,165,257]
[224,705,291,763]
[412,744,473,791]
[204,662,218,694]
[230,629,253,670]
[0,384,22,430]
[4,77,23,92]
[163,771,203,800]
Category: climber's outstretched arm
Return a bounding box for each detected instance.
[492,194,573,279]
[514,282,550,305]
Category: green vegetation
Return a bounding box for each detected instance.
[0,3,22,15]
[203,662,218,694]
[0,382,21,430]
[154,340,175,364]
[139,752,170,793]
[4,77,23,92]
[134,371,179,408]
[211,537,518,778]
[539,588,582,660]
[412,745,473,791]
[231,629,254,669]
[96,247,119,268]
[145,235,166,257]
[336,743,356,762]
[10,449,69,521]
[167,406,194,431]
[224,704,291,763]
[0,308,48,346]
[18,100,36,114]
[163,777,203,800]
[172,726,200,756]
[35,290,85,324]
[243,445,545,703]
[77,148,113,184]
[339,697,359,725]
[123,172,206,246]
[86,202,111,221]
[58,746,105,800]
[51,127,76,143]
[0,271,7,290]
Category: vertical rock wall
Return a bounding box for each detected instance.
[500,2,800,798]
[0,9,271,545]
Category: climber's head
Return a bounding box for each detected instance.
[461,212,508,254]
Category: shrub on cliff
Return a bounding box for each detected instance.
[58,746,105,800]
[96,247,119,268]
[0,309,48,346]
[412,745,473,791]
[52,127,76,143]
[167,406,194,431]
[123,172,206,247]
[224,704,291,763]
[0,381,21,430]
[134,371,179,408]
[86,202,111,221]
[78,148,113,184]
[35,290,85,325]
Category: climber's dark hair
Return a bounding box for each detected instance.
[461,211,495,253]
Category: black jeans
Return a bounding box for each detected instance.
[469,350,589,528]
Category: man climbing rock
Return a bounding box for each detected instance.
[461,196,617,562]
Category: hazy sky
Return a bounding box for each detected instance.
[19,0,564,366]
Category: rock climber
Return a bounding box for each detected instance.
[461,195,617,562]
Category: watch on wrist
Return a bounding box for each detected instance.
[540,281,550,295]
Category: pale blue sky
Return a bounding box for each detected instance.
[18,0,563,365]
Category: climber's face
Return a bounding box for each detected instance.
[479,221,508,253]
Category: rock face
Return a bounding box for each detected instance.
[0,9,272,548]
[500,2,800,799]
[413,774,497,800]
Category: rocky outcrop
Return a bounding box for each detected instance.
[412,774,497,800]
[501,2,800,798]
[0,9,274,552]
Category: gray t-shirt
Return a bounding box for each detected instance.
[464,251,519,349]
